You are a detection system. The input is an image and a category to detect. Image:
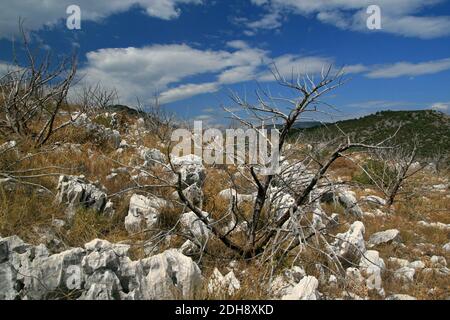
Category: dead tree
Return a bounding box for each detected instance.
[72,82,118,115]
[0,24,77,147]
[170,66,391,261]
[357,142,424,207]
[135,95,176,143]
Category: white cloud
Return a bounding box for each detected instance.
[249,0,450,39]
[0,62,12,76]
[160,82,219,103]
[244,11,283,32]
[431,102,449,112]
[79,40,448,105]
[0,61,24,76]
[78,42,359,104]
[366,58,450,78]
[346,100,422,109]
[78,42,269,104]
[0,0,202,39]
[257,55,332,81]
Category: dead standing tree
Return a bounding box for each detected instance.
[0,25,77,147]
[356,141,424,207]
[171,66,392,261]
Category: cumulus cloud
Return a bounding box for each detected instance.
[160,82,219,103]
[77,40,373,104]
[77,40,448,104]
[248,0,450,39]
[366,58,450,78]
[0,0,202,39]
[78,42,270,104]
[243,11,283,33]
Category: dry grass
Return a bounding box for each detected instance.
[1,109,449,300]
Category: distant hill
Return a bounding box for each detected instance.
[292,121,324,129]
[299,110,450,158]
[105,104,140,116]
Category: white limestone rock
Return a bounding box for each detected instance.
[218,188,256,205]
[207,268,241,296]
[388,257,410,268]
[338,191,363,218]
[0,236,203,301]
[417,220,450,231]
[332,221,366,266]
[394,266,415,283]
[443,242,450,253]
[269,266,306,297]
[80,270,122,300]
[368,229,401,248]
[56,175,114,218]
[138,147,166,166]
[409,260,425,270]
[359,250,385,296]
[140,249,203,299]
[386,294,417,300]
[23,247,85,299]
[125,194,167,234]
[430,255,447,268]
[361,195,386,206]
[345,267,364,285]
[281,276,319,300]
[171,154,206,189]
[180,211,211,243]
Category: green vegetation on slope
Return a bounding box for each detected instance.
[300,110,450,158]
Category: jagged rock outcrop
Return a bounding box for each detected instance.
[338,191,363,218]
[0,236,203,300]
[321,189,363,218]
[125,194,168,234]
[207,268,240,296]
[393,266,415,283]
[136,249,203,299]
[180,211,211,242]
[56,175,114,219]
[178,184,204,210]
[269,266,306,298]
[74,113,121,148]
[331,221,366,266]
[171,154,206,189]
[274,159,314,190]
[268,187,296,219]
[138,147,166,167]
[359,250,385,296]
[218,188,256,205]
[281,276,320,300]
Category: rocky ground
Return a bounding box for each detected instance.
[0,110,449,300]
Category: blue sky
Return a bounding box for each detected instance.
[0,0,450,124]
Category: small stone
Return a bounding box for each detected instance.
[368,229,401,248]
